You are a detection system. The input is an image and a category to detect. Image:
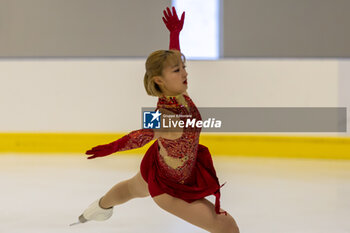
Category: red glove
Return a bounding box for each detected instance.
[162,6,185,51]
[86,129,154,159]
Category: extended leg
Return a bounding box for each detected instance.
[153,193,239,233]
[100,171,149,208]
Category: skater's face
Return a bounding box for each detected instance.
[154,59,188,96]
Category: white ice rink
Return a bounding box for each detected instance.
[1,153,350,233]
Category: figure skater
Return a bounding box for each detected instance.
[74,7,239,233]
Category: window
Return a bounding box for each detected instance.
[172,0,220,59]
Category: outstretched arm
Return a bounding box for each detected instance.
[162,7,185,51]
[85,129,155,159]
[86,110,183,159]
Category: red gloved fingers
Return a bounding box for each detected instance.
[86,150,102,156]
[171,6,176,17]
[162,16,168,25]
[179,11,185,27]
[163,7,172,20]
[167,7,174,19]
[85,146,103,155]
[87,154,106,159]
[86,149,96,155]
[168,7,185,25]
[85,144,111,157]
[162,7,185,32]
[163,7,178,24]
[87,155,97,159]
[171,6,185,25]
[86,150,110,159]
[163,9,169,20]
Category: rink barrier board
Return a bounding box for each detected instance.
[0,133,349,159]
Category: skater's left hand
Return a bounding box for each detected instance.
[162,6,185,33]
[85,143,117,159]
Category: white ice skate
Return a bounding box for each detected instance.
[70,199,113,226]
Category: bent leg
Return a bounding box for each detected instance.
[153,194,239,233]
[100,171,149,208]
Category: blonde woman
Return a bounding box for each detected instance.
[76,7,239,233]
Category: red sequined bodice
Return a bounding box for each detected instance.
[156,94,202,184]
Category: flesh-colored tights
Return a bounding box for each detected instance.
[99,172,239,233]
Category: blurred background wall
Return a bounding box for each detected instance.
[0,0,170,57]
[222,0,350,57]
[0,59,340,134]
[0,0,349,57]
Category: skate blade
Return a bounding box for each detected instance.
[69,221,82,226]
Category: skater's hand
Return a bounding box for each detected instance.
[85,130,153,159]
[85,144,116,159]
[162,7,185,33]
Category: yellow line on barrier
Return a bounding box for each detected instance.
[0,133,349,159]
[199,134,350,160]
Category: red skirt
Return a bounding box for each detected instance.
[140,141,227,215]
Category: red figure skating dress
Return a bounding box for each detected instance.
[140,94,226,215]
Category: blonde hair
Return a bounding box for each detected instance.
[144,50,186,97]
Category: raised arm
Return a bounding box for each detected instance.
[162,7,185,51]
